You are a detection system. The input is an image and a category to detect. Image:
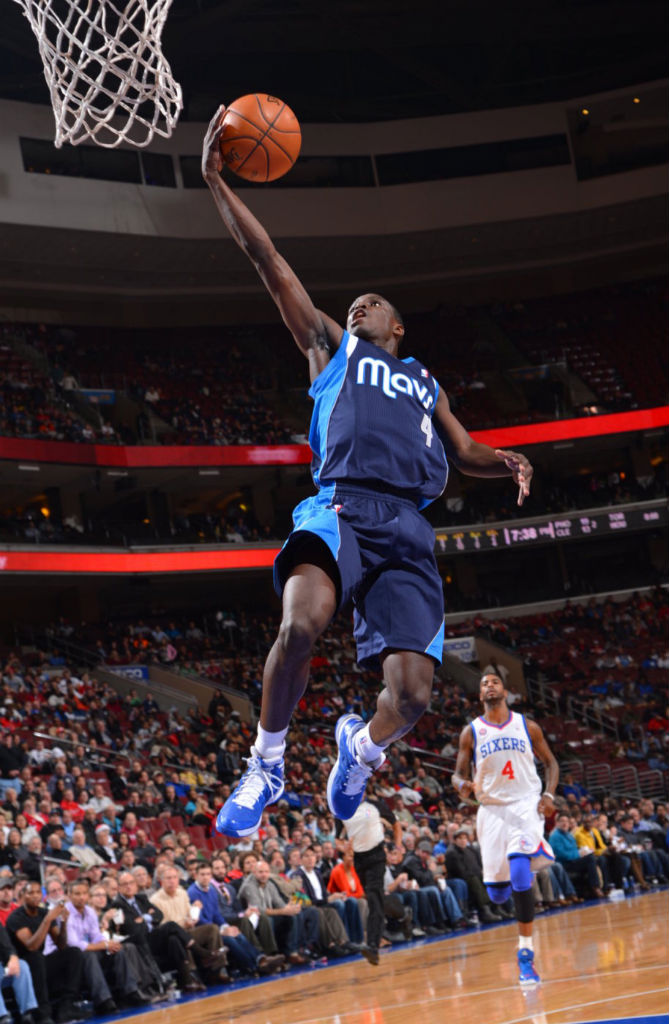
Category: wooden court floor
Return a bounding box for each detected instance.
[118,890,668,1024]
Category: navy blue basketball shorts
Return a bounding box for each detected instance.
[273,483,445,667]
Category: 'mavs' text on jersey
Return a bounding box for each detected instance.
[356,357,434,410]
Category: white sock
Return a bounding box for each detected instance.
[254,725,287,763]
[518,936,533,951]
[353,725,386,765]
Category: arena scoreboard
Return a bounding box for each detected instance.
[434,500,667,555]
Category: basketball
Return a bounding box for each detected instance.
[219,94,301,183]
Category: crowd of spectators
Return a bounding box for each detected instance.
[488,278,668,413]
[35,588,668,772]
[0,582,667,1019]
[445,588,669,764]
[1,453,664,550]
[0,336,118,447]
[1,279,666,450]
[0,502,282,549]
[0,691,665,1022]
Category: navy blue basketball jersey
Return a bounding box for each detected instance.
[308,332,448,510]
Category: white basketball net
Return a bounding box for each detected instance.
[13,0,183,148]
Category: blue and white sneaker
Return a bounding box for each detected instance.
[215,746,284,837]
[517,948,540,987]
[327,714,385,820]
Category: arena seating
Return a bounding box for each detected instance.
[1,280,666,447]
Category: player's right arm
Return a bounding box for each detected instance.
[451,724,475,799]
[202,106,342,381]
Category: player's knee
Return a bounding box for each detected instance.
[277,616,318,662]
[487,883,511,904]
[509,856,533,893]
[393,679,432,724]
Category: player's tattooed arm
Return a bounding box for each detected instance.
[202,106,342,379]
[433,390,533,505]
[526,719,559,815]
[452,724,475,799]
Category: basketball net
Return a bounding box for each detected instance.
[13,0,183,148]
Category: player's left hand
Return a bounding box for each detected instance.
[495,449,533,506]
[202,105,226,181]
[537,794,554,817]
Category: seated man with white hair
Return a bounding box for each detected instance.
[68,829,105,870]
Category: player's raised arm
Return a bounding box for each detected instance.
[202,106,342,379]
[451,723,475,799]
[526,719,559,815]
[433,390,533,506]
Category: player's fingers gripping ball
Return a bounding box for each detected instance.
[220,94,301,182]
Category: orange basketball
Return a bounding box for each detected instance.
[220,94,301,183]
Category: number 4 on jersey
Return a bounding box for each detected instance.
[420,413,433,447]
[501,760,515,781]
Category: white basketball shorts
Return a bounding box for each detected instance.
[476,794,555,884]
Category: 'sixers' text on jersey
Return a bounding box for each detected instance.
[471,711,541,805]
[308,332,448,510]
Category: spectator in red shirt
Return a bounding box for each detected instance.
[0,877,18,926]
[59,789,85,823]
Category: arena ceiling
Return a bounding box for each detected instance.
[2,0,668,122]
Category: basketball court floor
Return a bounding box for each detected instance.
[111,889,668,1024]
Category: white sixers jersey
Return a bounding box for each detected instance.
[471,712,541,805]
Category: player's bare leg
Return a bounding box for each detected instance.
[327,650,434,819]
[216,558,336,837]
[260,562,337,732]
[369,650,435,745]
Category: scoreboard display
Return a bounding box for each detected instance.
[434,501,667,555]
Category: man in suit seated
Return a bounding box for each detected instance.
[114,871,212,991]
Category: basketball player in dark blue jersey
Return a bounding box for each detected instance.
[202,108,534,839]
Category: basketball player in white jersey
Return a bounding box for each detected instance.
[452,671,559,986]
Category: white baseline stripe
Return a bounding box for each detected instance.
[278,965,668,1024]
[494,987,669,1024]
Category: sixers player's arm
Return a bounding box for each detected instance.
[202,105,342,382]
[451,724,476,800]
[433,390,533,507]
[525,718,559,817]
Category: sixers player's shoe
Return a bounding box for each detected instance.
[215,746,284,837]
[517,948,540,987]
[327,714,385,820]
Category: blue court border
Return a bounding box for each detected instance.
[583,1017,669,1024]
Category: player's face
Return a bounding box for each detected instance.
[347,294,399,344]
[479,674,506,704]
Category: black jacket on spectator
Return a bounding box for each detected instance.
[445,843,484,880]
[0,749,21,778]
[293,866,330,906]
[214,881,248,924]
[402,853,438,889]
[317,857,337,888]
[114,892,163,943]
[19,851,43,882]
[0,845,17,870]
[0,920,15,966]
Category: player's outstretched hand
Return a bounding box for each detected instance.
[495,449,533,506]
[202,105,226,181]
